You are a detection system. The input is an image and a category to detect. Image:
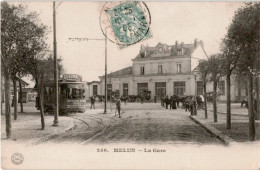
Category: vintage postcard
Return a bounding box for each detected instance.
[1,1,260,170]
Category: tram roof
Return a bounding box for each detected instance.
[44,80,87,86]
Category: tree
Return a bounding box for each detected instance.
[18,79,24,113]
[1,2,48,136]
[25,49,64,130]
[197,59,210,119]
[225,2,260,141]
[208,54,224,123]
[221,37,241,129]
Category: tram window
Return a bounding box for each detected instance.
[66,88,71,98]
[65,84,86,99]
[72,88,77,98]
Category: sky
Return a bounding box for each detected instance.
[13,1,244,82]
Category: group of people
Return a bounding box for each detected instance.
[183,96,198,115]
[90,96,122,118]
[161,95,180,110]
[161,95,198,115]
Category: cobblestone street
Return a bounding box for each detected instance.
[1,102,223,145]
[84,108,222,145]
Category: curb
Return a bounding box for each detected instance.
[31,120,76,146]
[189,115,234,146]
[202,108,246,116]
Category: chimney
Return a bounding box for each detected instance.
[140,44,145,51]
[140,44,145,58]
[200,40,204,48]
[194,38,199,48]
[175,40,179,47]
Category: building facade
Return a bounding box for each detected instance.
[87,81,100,98]
[99,39,209,99]
[95,39,251,102]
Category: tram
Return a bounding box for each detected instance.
[36,74,88,114]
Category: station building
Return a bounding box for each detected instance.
[87,39,249,102]
[99,39,207,99]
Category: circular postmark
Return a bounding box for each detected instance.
[11,153,24,165]
[100,1,152,48]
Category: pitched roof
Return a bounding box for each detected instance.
[134,42,198,61]
[100,66,132,78]
[87,81,100,85]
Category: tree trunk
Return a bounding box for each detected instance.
[4,72,11,138]
[37,83,45,130]
[245,80,248,96]
[213,81,218,122]
[1,79,3,115]
[19,79,24,113]
[226,72,231,129]
[12,79,18,120]
[203,78,208,119]
[248,74,255,141]
[255,76,260,120]
[237,79,241,102]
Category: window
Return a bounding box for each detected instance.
[155,82,166,99]
[196,81,203,95]
[93,85,97,96]
[137,83,148,96]
[158,47,163,53]
[218,80,225,95]
[107,84,112,97]
[177,49,182,56]
[158,65,162,74]
[123,83,128,97]
[174,82,185,96]
[140,66,145,75]
[177,64,182,74]
[63,84,86,99]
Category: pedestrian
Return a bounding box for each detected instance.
[161,96,165,107]
[164,96,170,109]
[185,96,190,112]
[100,96,103,108]
[110,96,114,111]
[189,97,196,115]
[141,96,144,104]
[169,96,173,109]
[172,95,177,109]
[115,97,121,118]
[90,96,95,109]
[241,96,248,108]
[124,96,127,105]
[176,95,180,108]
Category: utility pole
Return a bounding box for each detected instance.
[53,1,59,126]
[67,28,109,114]
[194,73,197,115]
[104,29,107,114]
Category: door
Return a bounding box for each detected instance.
[155,82,166,99]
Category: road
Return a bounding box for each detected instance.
[46,103,223,145]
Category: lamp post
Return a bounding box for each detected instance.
[67,29,108,114]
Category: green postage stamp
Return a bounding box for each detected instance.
[100,1,152,49]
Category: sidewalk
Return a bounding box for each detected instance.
[1,112,75,145]
[206,103,248,115]
[192,108,260,144]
